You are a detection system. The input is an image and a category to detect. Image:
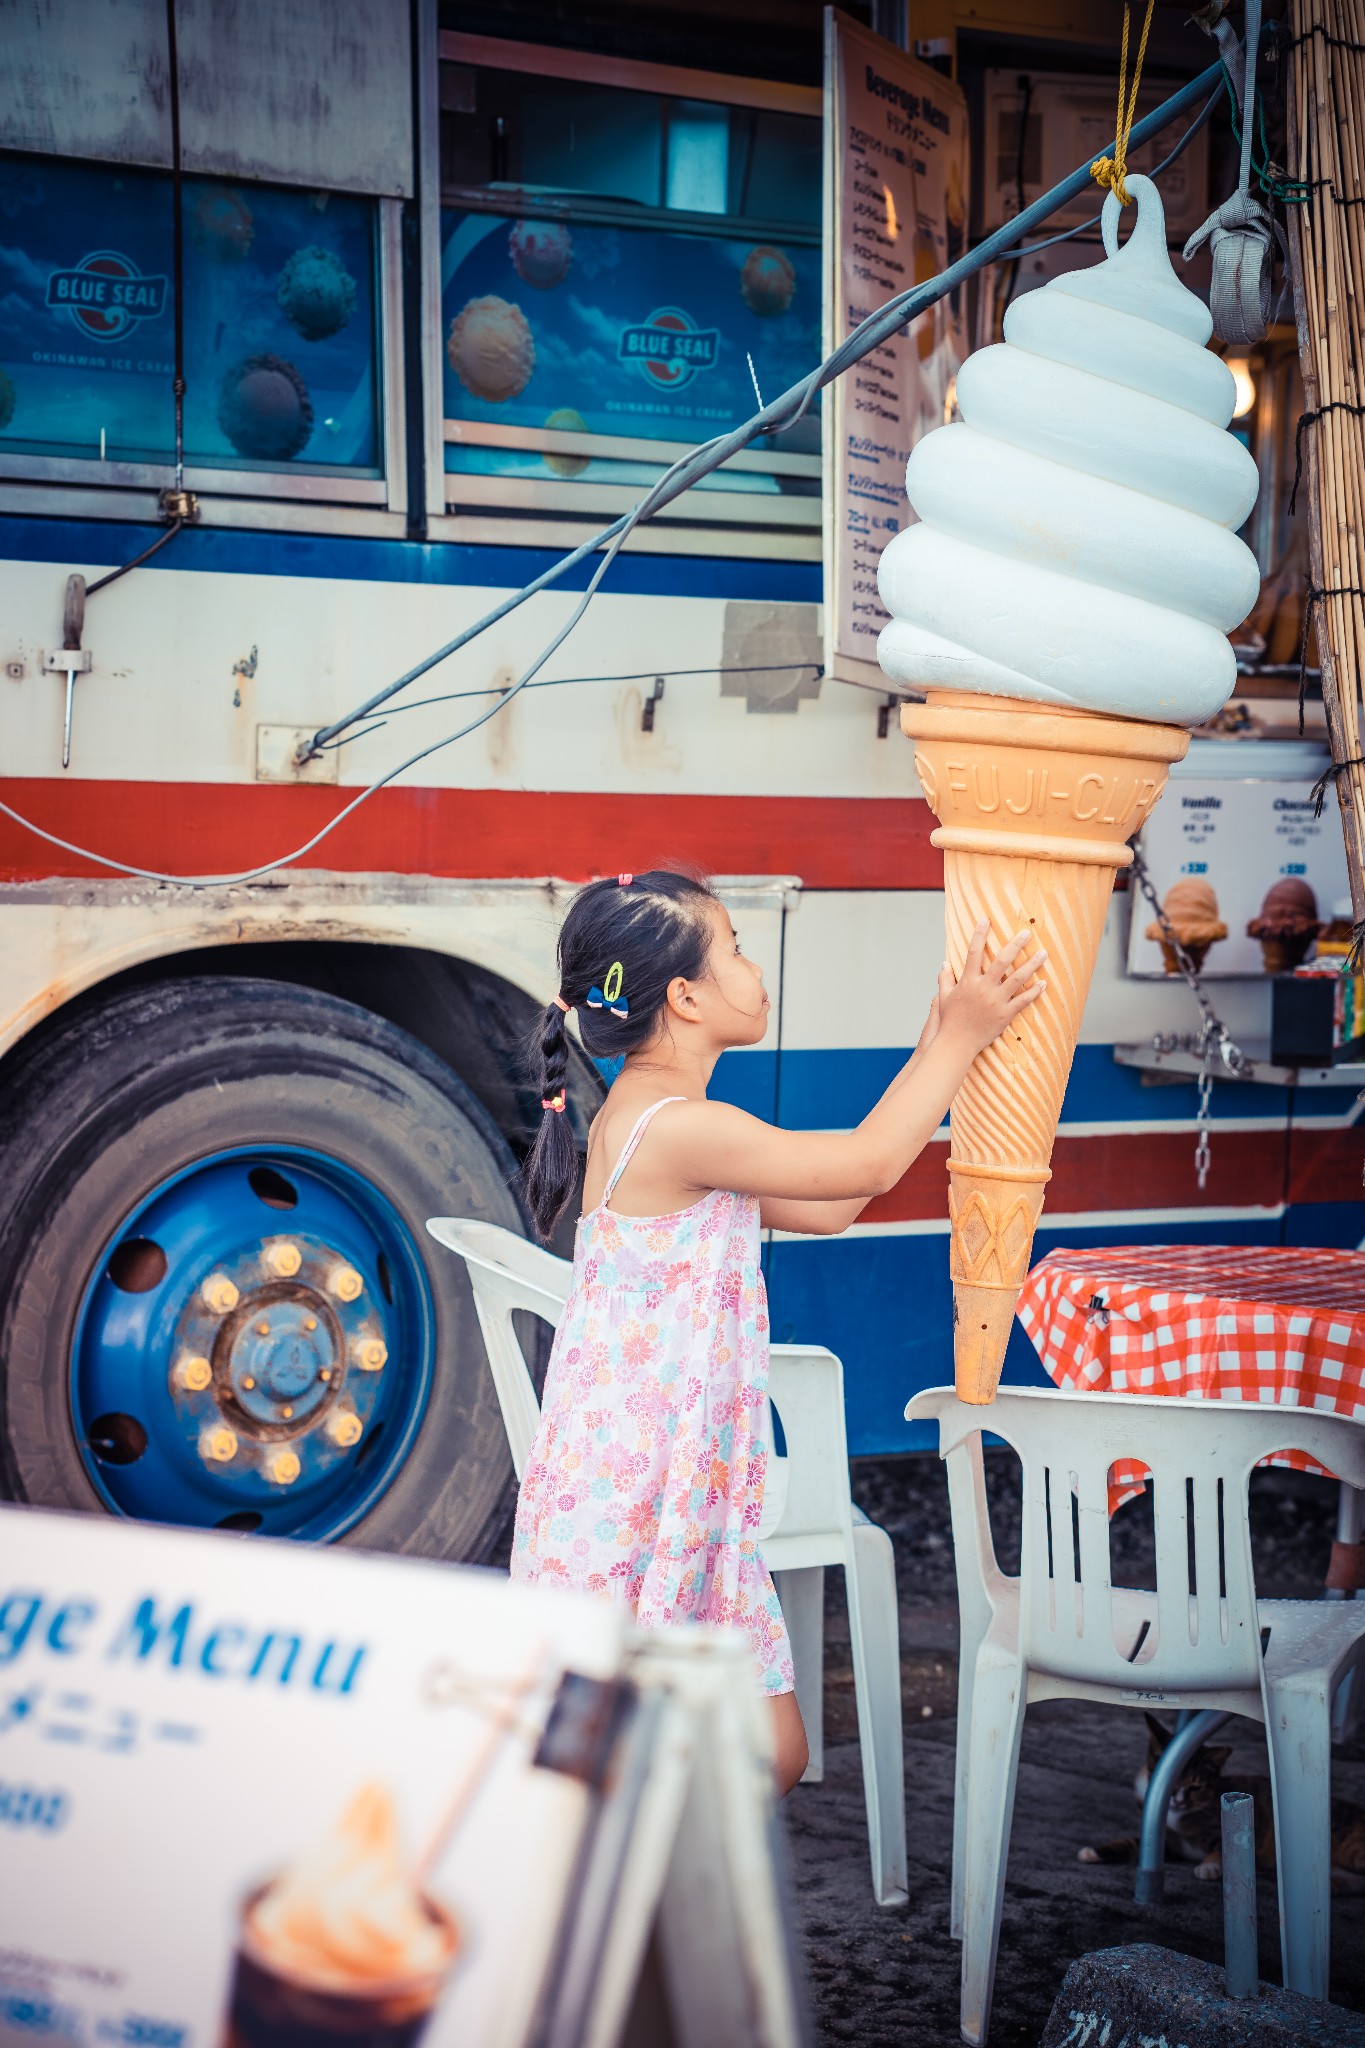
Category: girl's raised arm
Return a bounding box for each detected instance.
[651,922,1045,1209]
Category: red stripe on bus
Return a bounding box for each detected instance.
[1286,1124,1365,1207]
[866,1126,1293,1224]
[0,780,943,890]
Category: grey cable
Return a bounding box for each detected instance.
[302,55,1224,762]
[989,81,1224,265]
[318,662,824,751]
[0,55,1226,890]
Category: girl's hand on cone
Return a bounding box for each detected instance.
[937,920,1045,1056]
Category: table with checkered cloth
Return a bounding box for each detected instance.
[1016,1244,1365,1508]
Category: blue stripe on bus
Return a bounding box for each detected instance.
[711,1043,1358,1128]
[0,515,823,603]
[769,1201,1365,1456]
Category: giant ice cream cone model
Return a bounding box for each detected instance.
[876,178,1261,1403]
[903,694,1186,1400]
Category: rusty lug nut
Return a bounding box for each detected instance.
[319,1368,331,1381]
[267,1449,301,1485]
[176,1355,212,1393]
[329,1412,363,1448]
[200,1426,238,1464]
[264,1240,302,1278]
[281,1405,293,1419]
[305,1316,318,1332]
[243,1376,257,1391]
[357,1338,388,1372]
[330,1265,363,1302]
[256,1320,271,1336]
[203,1274,239,1314]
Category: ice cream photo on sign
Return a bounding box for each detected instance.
[1148,878,1228,975]
[1248,877,1325,973]
[876,176,1260,1403]
[226,1783,460,2048]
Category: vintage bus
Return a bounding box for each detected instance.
[1,0,1357,1563]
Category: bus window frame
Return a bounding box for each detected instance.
[0,194,407,525]
[432,33,824,551]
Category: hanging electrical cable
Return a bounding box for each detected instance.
[315,664,826,752]
[298,54,1226,771]
[987,81,1224,266]
[1185,0,1286,342]
[0,53,1228,890]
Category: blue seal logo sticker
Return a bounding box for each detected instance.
[618,307,720,390]
[46,251,170,342]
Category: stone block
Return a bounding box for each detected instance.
[1039,1943,1365,2047]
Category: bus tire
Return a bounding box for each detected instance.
[0,975,529,1561]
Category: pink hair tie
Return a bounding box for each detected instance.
[617,872,633,886]
[551,994,571,1013]
[541,1092,566,1113]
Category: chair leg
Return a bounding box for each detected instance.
[773,1566,825,1784]
[958,1648,1026,2048]
[847,1518,909,1908]
[1332,1655,1362,1747]
[950,1590,994,1943]
[1263,1670,1333,1999]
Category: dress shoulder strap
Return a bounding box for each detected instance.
[604,1096,688,1203]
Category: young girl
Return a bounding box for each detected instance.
[511,869,1044,1796]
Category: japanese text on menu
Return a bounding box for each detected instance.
[826,17,968,683]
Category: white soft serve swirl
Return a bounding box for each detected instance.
[876,177,1260,726]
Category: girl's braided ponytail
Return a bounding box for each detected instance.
[522,1000,576,1240]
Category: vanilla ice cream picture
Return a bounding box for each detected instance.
[226,1784,460,2046]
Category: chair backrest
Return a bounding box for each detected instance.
[907,1384,1365,1698]
[426,1218,570,1477]
[764,1348,850,1549]
[426,1217,801,1540]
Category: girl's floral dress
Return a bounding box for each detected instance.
[511,1097,795,1696]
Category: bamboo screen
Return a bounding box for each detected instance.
[1289,4,1365,944]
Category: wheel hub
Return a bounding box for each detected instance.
[217,1284,343,1431]
[72,1149,434,1541]
[173,1237,383,1477]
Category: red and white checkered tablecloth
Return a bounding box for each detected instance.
[1016,1244,1365,1506]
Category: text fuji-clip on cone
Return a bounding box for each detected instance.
[875,177,1261,1403]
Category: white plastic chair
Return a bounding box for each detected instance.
[427,1215,907,1907]
[906,1384,1365,2046]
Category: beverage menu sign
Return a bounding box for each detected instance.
[1127,767,1350,979]
[0,1508,623,2048]
[822,10,969,690]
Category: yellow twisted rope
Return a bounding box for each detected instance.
[1091,0,1156,207]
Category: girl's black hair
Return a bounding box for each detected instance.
[520,869,719,1240]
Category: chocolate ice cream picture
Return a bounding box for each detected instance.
[1146,878,1229,974]
[1247,876,1325,972]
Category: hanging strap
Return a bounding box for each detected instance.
[604,1096,687,1204]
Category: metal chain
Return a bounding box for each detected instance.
[1129,841,1251,1190]
[1194,1066,1214,1190]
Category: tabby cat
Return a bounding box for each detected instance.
[1078,1712,1365,1892]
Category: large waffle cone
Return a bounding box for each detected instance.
[902,693,1188,1403]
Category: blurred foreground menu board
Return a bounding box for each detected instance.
[821,9,968,691]
[0,1508,804,2048]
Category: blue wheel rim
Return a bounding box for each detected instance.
[70,1146,435,1541]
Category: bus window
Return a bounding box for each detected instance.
[0,154,381,478]
[438,63,822,512]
